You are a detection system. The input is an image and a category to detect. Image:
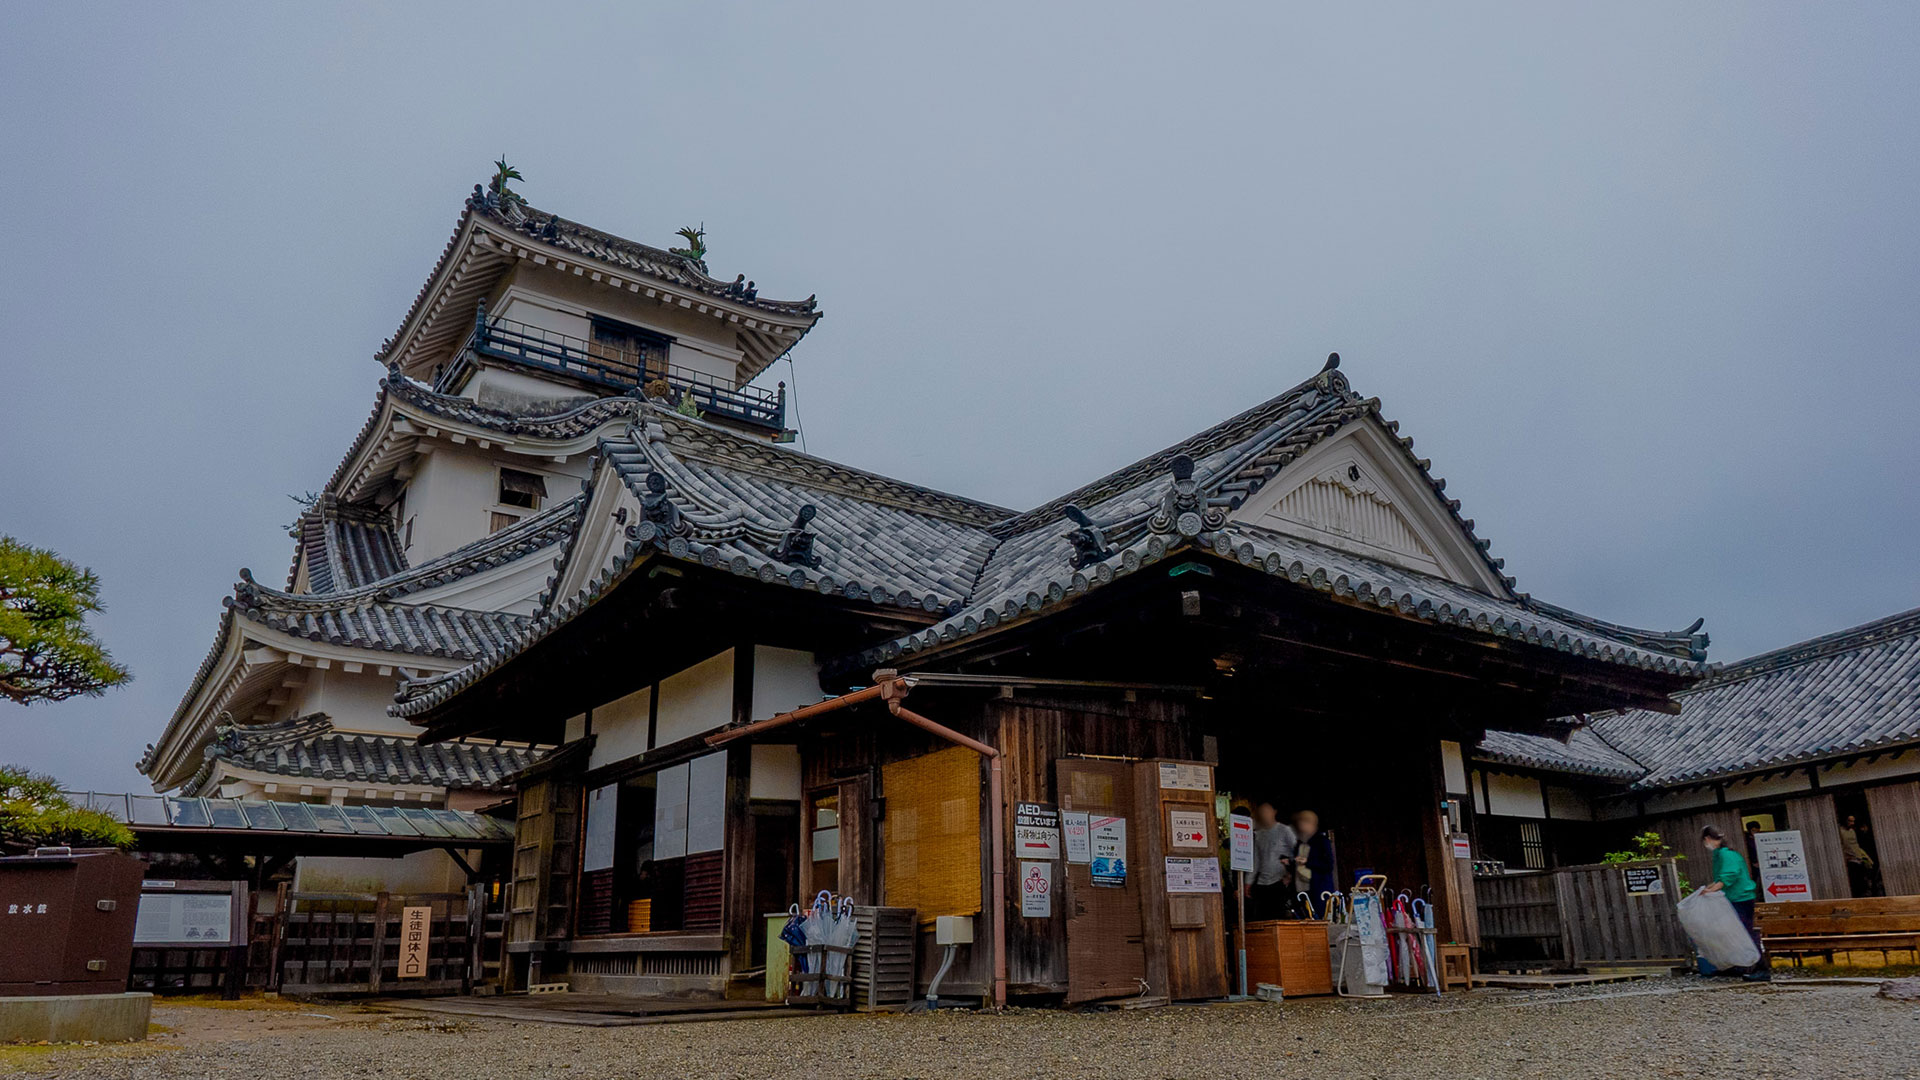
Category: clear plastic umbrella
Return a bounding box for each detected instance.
[825,895,860,999]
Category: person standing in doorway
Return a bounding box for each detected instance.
[1702,825,1768,981]
[1839,815,1879,897]
[1293,810,1336,901]
[1248,801,1297,920]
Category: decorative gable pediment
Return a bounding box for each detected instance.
[1228,418,1506,593]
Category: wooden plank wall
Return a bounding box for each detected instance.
[1865,781,1920,896]
[1474,871,1561,964]
[993,695,1199,995]
[1652,808,1744,890]
[1556,860,1688,966]
[1784,792,1851,900]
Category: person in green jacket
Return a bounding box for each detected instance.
[1702,825,1768,981]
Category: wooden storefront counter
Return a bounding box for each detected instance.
[1243,919,1334,997]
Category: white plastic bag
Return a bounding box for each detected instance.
[1676,888,1760,969]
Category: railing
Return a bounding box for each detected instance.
[436,315,784,431]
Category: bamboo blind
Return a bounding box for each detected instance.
[882,746,982,919]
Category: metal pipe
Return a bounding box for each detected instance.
[703,683,887,747]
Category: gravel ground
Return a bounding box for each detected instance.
[5,978,1915,1080]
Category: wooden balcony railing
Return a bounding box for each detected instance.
[436,315,785,431]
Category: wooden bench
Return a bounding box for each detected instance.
[1755,896,1920,958]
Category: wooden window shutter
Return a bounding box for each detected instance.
[881,746,982,920]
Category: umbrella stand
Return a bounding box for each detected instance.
[787,891,856,1009]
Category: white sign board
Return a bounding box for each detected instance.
[134,892,233,945]
[1014,802,1062,860]
[1062,812,1091,864]
[583,784,618,872]
[1091,816,1128,887]
[1158,762,1212,791]
[1164,856,1222,894]
[1228,813,1255,873]
[1020,860,1053,917]
[1169,808,1210,850]
[1755,830,1812,902]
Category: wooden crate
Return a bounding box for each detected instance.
[852,906,917,1011]
[1244,919,1333,997]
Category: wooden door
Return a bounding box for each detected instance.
[1865,782,1920,896]
[807,776,876,903]
[1055,758,1147,1003]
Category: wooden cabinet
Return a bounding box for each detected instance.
[1243,919,1333,997]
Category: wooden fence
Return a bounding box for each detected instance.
[1475,859,1689,971]
[251,884,505,995]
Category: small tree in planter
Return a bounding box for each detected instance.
[0,764,134,853]
[1604,830,1689,892]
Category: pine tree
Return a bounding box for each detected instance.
[0,536,131,705]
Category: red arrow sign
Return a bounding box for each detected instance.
[1767,881,1808,896]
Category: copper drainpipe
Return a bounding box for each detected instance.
[704,671,1009,1009]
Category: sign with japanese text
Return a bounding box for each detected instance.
[1164,856,1222,894]
[1169,808,1210,850]
[1229,813,1254,873]
[1063,811,1091,864]
[1755,830,1812,902]
[1014,802,1062,860]
[1090,816,1128,887]
[400,905,432,978]
[133,892,232,945]
[1020,861,1053,918]
[1157,762,1212,791]
[1622,865,1664,896]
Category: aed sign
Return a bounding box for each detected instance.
[1754,830,1812,902]
[1014,802,1062,860]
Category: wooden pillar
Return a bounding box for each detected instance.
[1421,740,1466,944]
[722,743,756,975]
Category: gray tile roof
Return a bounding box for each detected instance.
[188,712,539,794]
[286,495,407,593]
[1476,727,1647,781]
[231,570,530,661]
[1594,607,1920,787]
[1476,607,1920,788]
[394,365,1708,721]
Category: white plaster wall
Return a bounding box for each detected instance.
[751,745,802,802]
[655,650,735,746]
[1484,773,1546,819]
[291,668,416,736]
[293,849,472,894]
[403,446,587,564]
[563,713,588,744]
[1725,772,1818,802]
[1439,740,1468,795]
[1640,787,1721,815]
[1545,784,1594,821]
[751,646,823,721]
[587,686,653,770]
[494,266,745,365]
[1818,749,1920,788]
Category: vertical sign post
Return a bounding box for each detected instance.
[1228,812,1255,999]
[400,905,432,979]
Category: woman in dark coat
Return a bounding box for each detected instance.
[1292,810,1336,901]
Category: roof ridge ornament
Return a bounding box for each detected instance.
[1148,454,1226,539]
[486,157,526,212]
[1062,505,1116,568]
[772,504,823,567]
[669,224,709,272]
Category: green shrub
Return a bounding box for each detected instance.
[0,764,133,851]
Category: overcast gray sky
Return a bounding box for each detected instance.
[4,3,1917,793]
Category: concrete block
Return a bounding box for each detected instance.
[0,992,152,1044]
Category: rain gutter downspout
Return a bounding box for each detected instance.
[704,671,1009,1009]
